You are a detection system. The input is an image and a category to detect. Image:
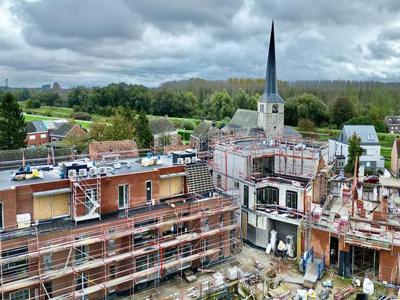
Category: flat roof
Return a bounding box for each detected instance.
[0,155,176,191]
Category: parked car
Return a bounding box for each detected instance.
[363,175,379,184]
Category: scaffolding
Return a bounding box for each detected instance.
[0,194,241,300]
[212,136,326,186]
[71,174,101,223]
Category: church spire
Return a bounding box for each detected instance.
[265,20,277,96]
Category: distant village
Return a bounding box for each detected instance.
[2,22,400,300]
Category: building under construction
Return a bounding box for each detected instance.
[0,150,241,299]
[311,170,400,284]
[211,135,328,258]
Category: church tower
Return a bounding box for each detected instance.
[257,21,285,136]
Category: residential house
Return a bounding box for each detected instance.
[49,123,87,142]
[190,120,219,152]
[328,125,384,175]
[391,138,400,178]
[26,121,49,147]
[384,116,400,134]
[89,140,139,160]
[149,117,182,148]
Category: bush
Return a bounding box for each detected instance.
[72,111,92,121]
[182,120,194,130]
[170,119,183,129]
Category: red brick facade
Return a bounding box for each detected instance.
[0,164,239,299]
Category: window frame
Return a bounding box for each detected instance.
[257,187,279,205]
[146,181,152,204]
[75,244,89,266]
[286,190,298,209]
[118,184,129,209]
[243,185,249,208]
[9,289,30,300]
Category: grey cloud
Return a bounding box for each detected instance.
[1,0,400,87]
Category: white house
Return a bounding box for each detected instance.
[328,125,384,174]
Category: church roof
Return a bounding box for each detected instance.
[260,21,284,104]
[225,109,258,129]
[224,109,301,137]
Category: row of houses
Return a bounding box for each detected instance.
[26,120,87,146]
[26,116,183,150]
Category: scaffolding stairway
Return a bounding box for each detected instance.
[71,175,101,223]
[185,162,215,195]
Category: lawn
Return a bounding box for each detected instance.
[23,113,92,130]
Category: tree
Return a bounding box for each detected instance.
[0,92,26,150]
[298,118,315,133]
[284,93,329,126]
[345,133,363,174]
[17,88,31,101]
[331,96,355,128]
[104,111,135,141]
[135,112,153,149]
[25,99,41,109]
[90,119,108,141]
[209,90,235,120]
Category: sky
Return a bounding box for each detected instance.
[1,0,400,88]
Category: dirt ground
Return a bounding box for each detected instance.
[119,244,395,300]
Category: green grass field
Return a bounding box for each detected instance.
[23,113,92,129]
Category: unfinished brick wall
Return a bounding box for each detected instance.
[310,228,330,265]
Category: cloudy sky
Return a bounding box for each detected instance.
[1,0,400,88]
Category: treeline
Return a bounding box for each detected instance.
[14,78,400,132]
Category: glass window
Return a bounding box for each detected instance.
[216,174,222,188]
[76,272,88,291]
[118,184,129,209]
[29,135,36,140]
[257,187,279,205]
[109,265,116,279]
[40,133,47,139]
[9,289,29,300]
[234,181,239,189]
[75,244,89,265]
[2,247,28,278]
[286,191,298,209]
[146,181,152,204]
[44,282,52,299]
[43,253,52,271]
[243,185,249,207]
[108,239,116,254]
